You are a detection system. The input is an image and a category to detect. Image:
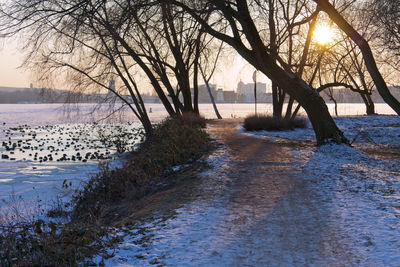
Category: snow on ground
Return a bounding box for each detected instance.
[0,104,145,224]
[1,104,399,265]
[297,144,400,265]
[96,115,399,266]
[0,161,101,224]
[241,114,400,146]
[244,115,400,265]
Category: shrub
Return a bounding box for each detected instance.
[170,112,207,128]
[72,115,210,219]
[243,114,308,131]
[0,220,118,266]
[1,114,210,265]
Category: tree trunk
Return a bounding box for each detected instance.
[180,77,194,113]
[315,0,400,115]
[284,97,294,120]
[360,93,375,115]
[201,70,222,119]
[271,82,282,118]
[208,86,222,119]
[233,1,347,144]
[268,1,285,119]
[193,44,200,115]
[301,92,346,144]
[366,94,375,115]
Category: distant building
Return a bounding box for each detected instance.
[197,84,217,103]
[237,81,267,102]
[223,90,236,103]
[216,88,224,102]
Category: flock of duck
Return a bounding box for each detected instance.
[0,122,144,163]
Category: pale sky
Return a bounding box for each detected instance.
[0,40,31,88]
[210,53,271,92]
[0,39,271,92]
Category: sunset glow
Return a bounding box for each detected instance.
[313,24,335,46]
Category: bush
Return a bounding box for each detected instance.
[0,220,118,266]
[1,114,210,265]
[243,114,308,131]
[72,115,210,219]
[170,112,207,128]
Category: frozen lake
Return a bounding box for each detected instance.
[0,103,396,222]
[0,102,397,128]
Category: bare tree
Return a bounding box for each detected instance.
[0,0,161,134]
[170,0,348,144]
[333,37,376,115]
[367,0,400,54]
[314,0,400,115]
[0,0,214,137]
[199,39,224,119]
[261,0,321,119]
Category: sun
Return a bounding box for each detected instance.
[313,24,335,46]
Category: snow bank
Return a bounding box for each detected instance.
[246,115,400,265]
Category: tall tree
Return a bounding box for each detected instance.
[199,39,224,119]
[0,0,159,134]
[170,0,348,144]
[368,0,400,54]
[0,0,210,135]
[262,0,321,119]
[313,0,400,115]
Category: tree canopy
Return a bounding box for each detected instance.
[1,0,399,144]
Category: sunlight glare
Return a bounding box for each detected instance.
[313,24,334,46]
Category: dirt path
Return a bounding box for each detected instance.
[105,119,361,266]
[205,119,357,266]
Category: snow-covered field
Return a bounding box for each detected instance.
[1,103,399,265]
[0,104,148,223]
[243,115,400,265]
[96,113,399,266]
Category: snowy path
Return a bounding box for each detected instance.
[100,119,399,266]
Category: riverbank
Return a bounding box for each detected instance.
[97,116,399,266]
[0,115,212,265]
[1,114,399,265]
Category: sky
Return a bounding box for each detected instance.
[0,39,32,88]
[0,38,271,92]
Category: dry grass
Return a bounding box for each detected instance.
[72,114,210,220]
[0,220,118,266]
[243,114,308,131]
[0,114,211,265]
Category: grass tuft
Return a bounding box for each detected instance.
[0,220,119,266]
[243,114,308,131]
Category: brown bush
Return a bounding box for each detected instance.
[1,114,210,265]
[72,115,210,219]
[0,220,118,266]
[170,112,207,128]
[243,114,308,131]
